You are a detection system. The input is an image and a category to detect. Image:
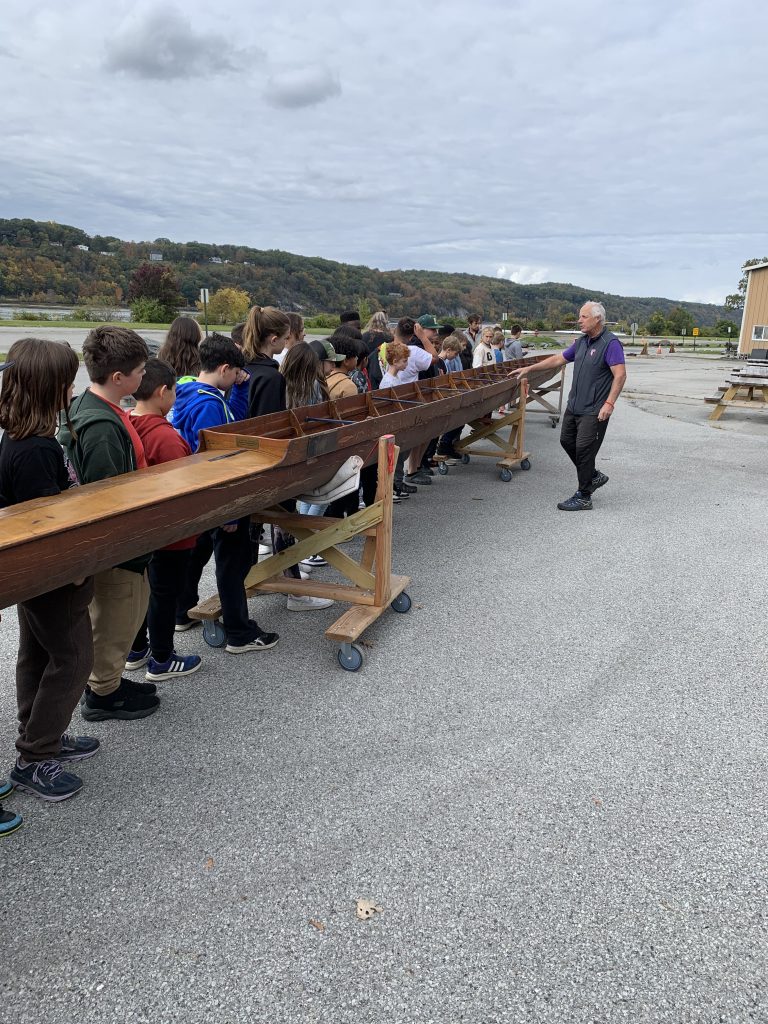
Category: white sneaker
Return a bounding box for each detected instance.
[258,543,271,556]
[300,554,328,569]
[286,595,335,611]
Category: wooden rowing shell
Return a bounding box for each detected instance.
[0,356,555,607]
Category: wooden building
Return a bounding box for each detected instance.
[739,262,768,357]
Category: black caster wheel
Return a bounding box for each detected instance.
[521,458,531,471]
[437,462,449,476]
[391,592,412,614]
[338,643,363,672]
[461,454,470,465]
[202,619,226,648]
[499,468,513,483]
[550,418,558,428]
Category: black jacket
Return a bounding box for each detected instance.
[246,355,286,419]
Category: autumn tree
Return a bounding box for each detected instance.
[197,287,250,325]
[127,263,182,322]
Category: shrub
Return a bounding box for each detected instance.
[130,297,172,323]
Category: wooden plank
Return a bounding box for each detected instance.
[325,576,410,642]
[373,438,395,607]
[255,579,376,605]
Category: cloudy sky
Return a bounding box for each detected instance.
[1,0,765,305]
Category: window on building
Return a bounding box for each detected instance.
[752,326,767,341]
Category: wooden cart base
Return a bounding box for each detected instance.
[447,382,532,482]
[525,366,565,427]
[187,435,411,671]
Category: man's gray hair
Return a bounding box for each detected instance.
[584,301,606,324]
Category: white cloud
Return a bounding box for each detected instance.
[497,265,550,285]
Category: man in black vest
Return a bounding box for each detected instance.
[510,302,626,510]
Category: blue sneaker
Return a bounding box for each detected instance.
[59,733,101,763]
[145,652,202,681]
[0,805,22,836]
[557,491,593,511]
[10,759,83,802]
[0,778,12,800]
[125,647,150,671]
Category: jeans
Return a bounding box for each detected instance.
[560,410,609,495]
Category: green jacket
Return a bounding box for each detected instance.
[58,389,150,574]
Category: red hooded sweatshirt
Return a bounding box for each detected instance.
[130,412,196,550]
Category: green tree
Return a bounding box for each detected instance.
[646,310,667,335]
[725,258,768,310]
[666,306,695,335]
[130,297,173,323]
[713,318,739,337]
[197,287,250,325]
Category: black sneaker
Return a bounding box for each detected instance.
[59,733,100,763]
[81,681,160,721]
[10,759,83,802]
[406,472,431,486]
[225,631,280,654]
[0,805,22,836]
[399,481,417,494]
[557,492,593,511]
[120,676,157,696]
[591,471,609,490]
[392,491,402,503]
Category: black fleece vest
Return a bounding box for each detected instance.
[567,330,618,416]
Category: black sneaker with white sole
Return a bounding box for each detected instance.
[591,471,609,490]
[557,491,593,511]
[225,631,280,654]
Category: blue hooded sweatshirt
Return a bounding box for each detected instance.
[171,377,235,453]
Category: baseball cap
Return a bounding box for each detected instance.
[309,339,345,363]
[416,314,444,331]
[0,361,13,373]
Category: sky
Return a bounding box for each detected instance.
[1,0,766,307]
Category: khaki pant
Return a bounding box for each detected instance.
[88,568,149,696]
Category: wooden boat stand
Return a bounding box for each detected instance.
[186,435,411,672]
[436,379,531,482]
[525,366,565,427]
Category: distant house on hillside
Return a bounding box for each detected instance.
[99,251,115,256]
[50,241,63,248]
[76,244,89,251]
[738,262,768,357]
[210,256,223,264]
[149,252,163,262]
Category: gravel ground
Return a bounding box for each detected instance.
[1,392,766,1024]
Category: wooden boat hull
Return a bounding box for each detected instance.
[0,356,556,607]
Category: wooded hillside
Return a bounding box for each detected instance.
[0,218,733,327]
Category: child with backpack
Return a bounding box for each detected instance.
[59,326,159,723]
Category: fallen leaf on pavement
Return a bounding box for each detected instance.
[356,899,383,920]
[592,798,603,809]
[309,919,326,932]
[204,857,215,870]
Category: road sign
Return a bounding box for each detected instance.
[630,322,638,332]
[692,327,700,336]
[199,288,209,303]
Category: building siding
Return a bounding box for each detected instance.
[739,266,768,355]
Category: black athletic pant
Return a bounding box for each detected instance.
[560,410,609,496]
[177,519,258,644]
[133,548,193,663]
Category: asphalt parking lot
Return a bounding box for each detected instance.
[1,365,766,1024]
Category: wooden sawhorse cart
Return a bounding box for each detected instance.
[525,366,565,428]
[187,435,411,672]
[436,378,531,482]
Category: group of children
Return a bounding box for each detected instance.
[0,307,519,834]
